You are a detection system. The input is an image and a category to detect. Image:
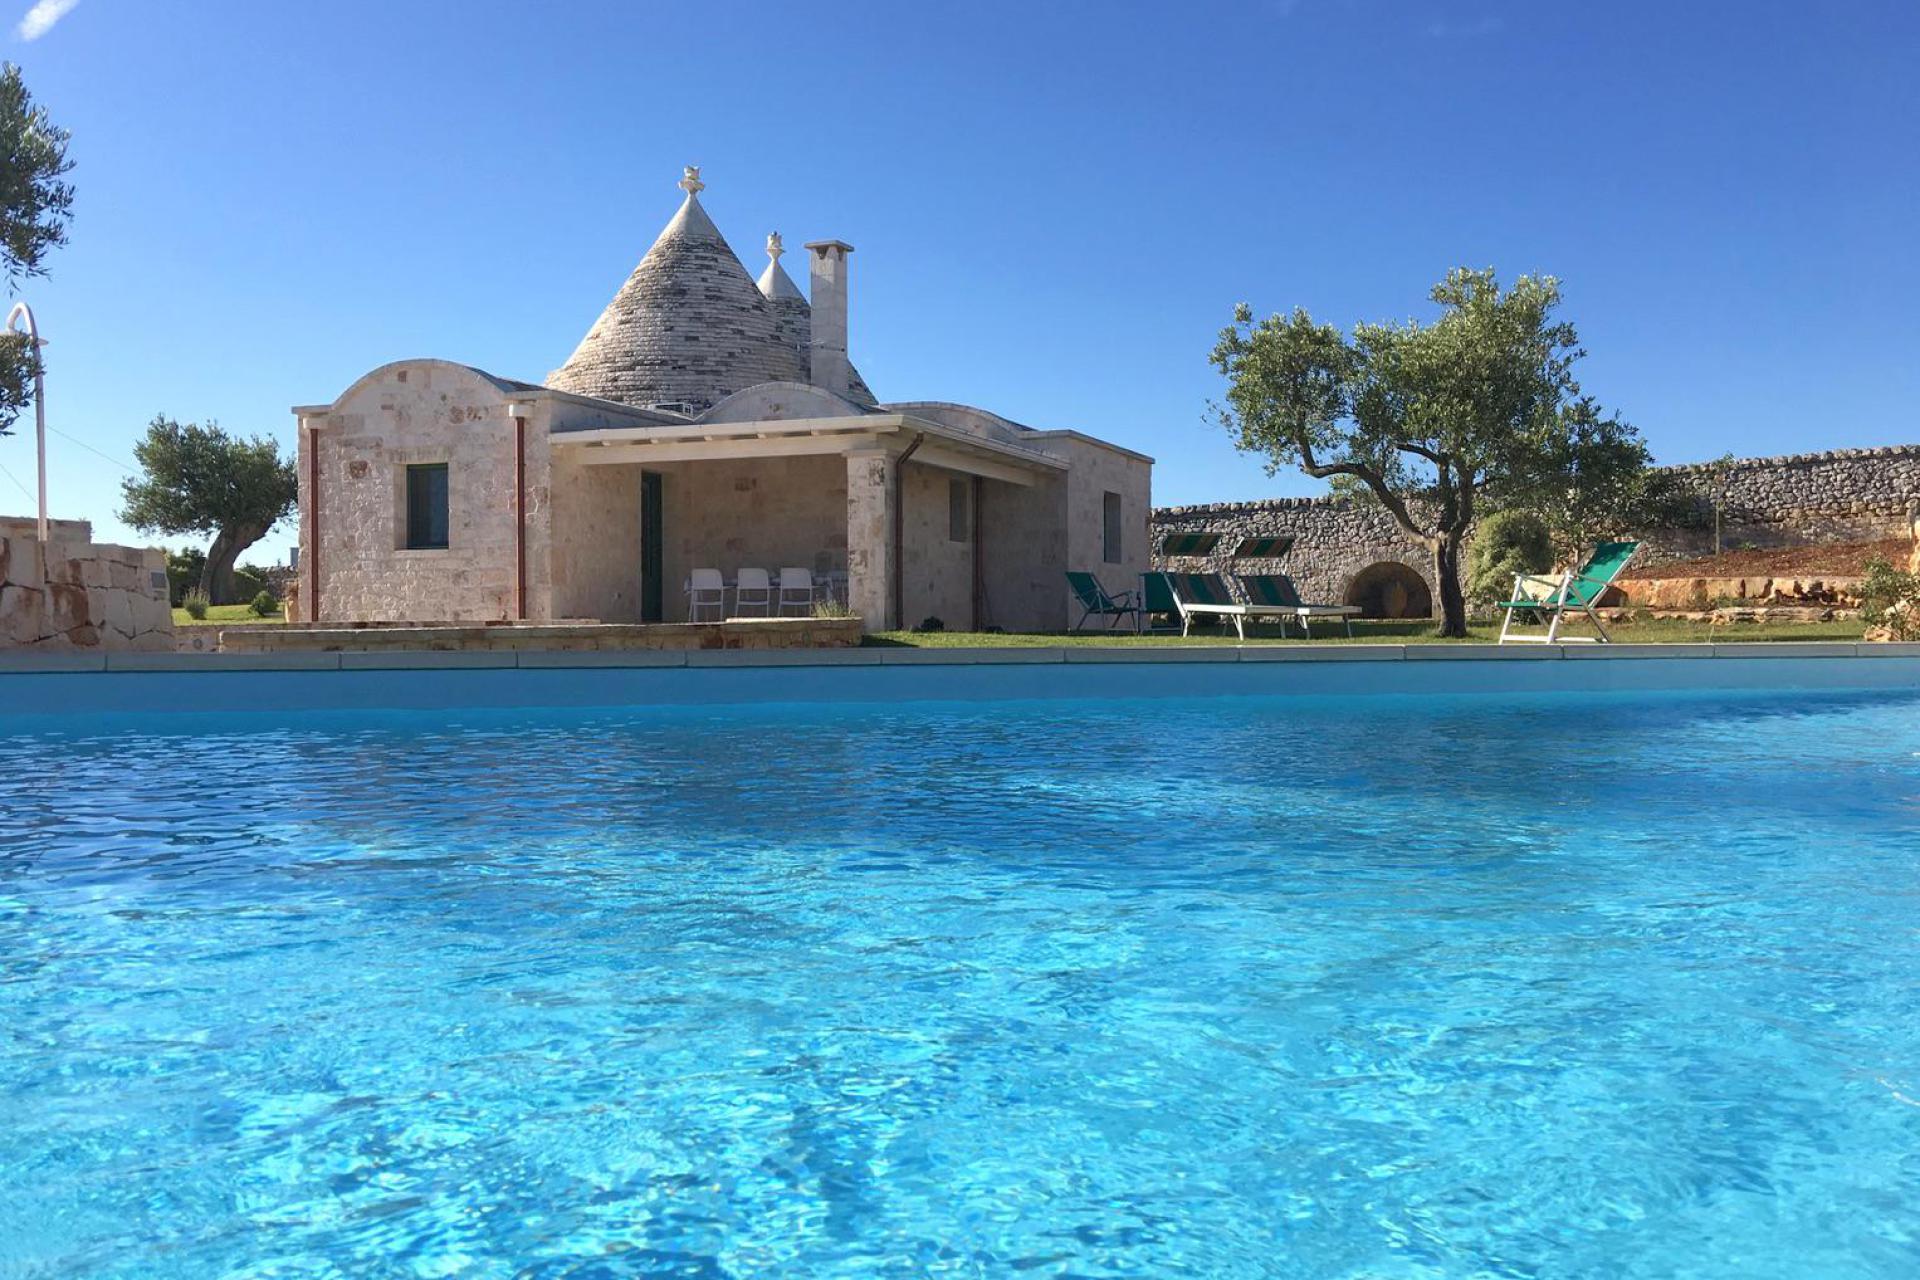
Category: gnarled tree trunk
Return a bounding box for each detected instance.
[198,522,267,605]
[1432,535,1469,638]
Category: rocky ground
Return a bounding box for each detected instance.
[1623,537,1911,579]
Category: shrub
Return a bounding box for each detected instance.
[914,616,946,633]
[164,547,205,606]
[1861,557,1920,641]
[181,589,210,620]
[248,590,278,617]
[232,564,267,601]
[1467,510,1554,604]
[811,599,856,619]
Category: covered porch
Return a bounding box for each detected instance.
[548,413,1068,631]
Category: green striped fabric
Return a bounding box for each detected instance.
[1141,572,1180,614]
[1173,573,1235,606]
[1565,541,1639,605]
[1159,531,1222,557]
[1237,574,1304,607]
[1231,536,1296,558]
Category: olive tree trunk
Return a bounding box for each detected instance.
[198,522,267,605]
[1432,535,1469,638]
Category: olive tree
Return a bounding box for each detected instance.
[119,416,297,604]
[0,62,74,435]
[1211,268,1654,636]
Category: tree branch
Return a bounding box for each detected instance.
[1295,433,1437,544]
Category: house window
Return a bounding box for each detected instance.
[1102,491,1123,564]
[405,463,449,549]
[949,478,971,543]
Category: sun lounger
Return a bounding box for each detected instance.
[1143,571,1313,640]
[1235,573,1360,638]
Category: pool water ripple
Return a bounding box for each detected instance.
[2,689,1919,1277]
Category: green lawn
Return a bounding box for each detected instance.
[172,603,284,626]
[868,616,1869,647]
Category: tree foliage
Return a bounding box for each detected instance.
[0,63,73,437]
[120,416,297,604]
[1466,510,1554,605]
[1211,268,1658,635]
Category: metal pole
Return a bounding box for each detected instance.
[5,302,46,542]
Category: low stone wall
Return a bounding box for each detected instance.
[217,616,865,653]
[0,517,175,651]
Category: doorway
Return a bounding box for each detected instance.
[641,471,664,623]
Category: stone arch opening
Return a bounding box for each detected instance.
[1344,561,1433,619]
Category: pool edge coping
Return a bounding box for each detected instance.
[1,642,1917,674]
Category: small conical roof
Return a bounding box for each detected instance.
[755,231,878,407]
[547,168,806,412]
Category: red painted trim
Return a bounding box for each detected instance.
[306,426,321,621]
[514,416,527,621]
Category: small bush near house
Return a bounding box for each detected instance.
[165,547,205,605]
[1861,557,1920,641]
[233,564,268,601]
[248,590,277,617]
[914,616,946,633]
[1467,511,1555,604]
[811,600,857,619]
[182,589,210,620]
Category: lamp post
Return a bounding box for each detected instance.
[5,301,47,543]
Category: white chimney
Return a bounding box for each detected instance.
[803,239,853,397]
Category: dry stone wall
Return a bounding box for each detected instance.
[0,517,175,651]
[1150,444,1920,615]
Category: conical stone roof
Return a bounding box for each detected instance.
[755,232,877,407]
[547,170,807,413]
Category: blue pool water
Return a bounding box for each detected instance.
[4,687,1920,1277]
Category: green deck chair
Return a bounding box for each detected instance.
[1497,540,1639,644]
[1066,570,1142,631]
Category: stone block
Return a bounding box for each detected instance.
[45,582,90,632]
[2,583,45,644]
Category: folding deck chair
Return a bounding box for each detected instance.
[1066,571,1143,630]
[1497,540,1640,643]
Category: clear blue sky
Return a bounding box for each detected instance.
[5,0,1916,563]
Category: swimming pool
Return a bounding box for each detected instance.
[4,668,1919,1276]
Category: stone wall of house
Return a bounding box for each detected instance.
[0,517,174,650]
[1150,443,1920,614]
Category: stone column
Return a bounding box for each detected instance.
[846,449,896,631]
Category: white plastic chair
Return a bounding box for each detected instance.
[687,568,725,622]
[777,567,816,615]
[734,567,773,617]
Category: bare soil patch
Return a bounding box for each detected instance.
[1622,538,1910,580]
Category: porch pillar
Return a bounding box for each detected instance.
[846,448,896,631]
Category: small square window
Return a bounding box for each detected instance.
[949,478,971,543]
[1102,491,1123,564]
[406,463,449,549]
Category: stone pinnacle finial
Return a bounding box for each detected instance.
[679,165,705,196]
[766,232,784,263]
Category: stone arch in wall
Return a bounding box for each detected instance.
[1343,560,1433,619]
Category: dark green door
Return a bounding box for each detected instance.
[641,471,664,623]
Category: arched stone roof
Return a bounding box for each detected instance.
[547,179,807,414]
